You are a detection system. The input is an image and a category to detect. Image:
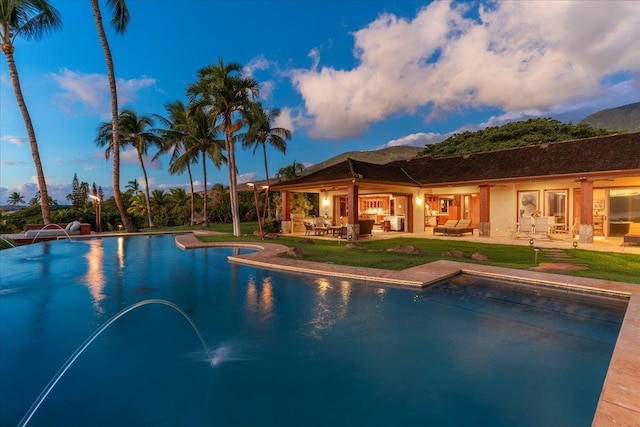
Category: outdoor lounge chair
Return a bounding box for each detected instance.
[624,223,640,245]
[433,220,458,236]
[445,219,474,236]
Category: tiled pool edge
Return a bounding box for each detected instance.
[175,234,640,425]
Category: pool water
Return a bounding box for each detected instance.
[0,235,626,426]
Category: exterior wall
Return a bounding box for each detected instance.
[280,176,639,237]
[489,186,516,236]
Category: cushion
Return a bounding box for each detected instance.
[69,221,82,232]
[65,222,74,230]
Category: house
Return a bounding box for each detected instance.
[271,132,640,243]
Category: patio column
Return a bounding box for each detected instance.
[280,191,292,234]
[579,180,594,243]
[478,185,491,237]
[348,184,359,238]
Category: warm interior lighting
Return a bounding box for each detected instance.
[323,197,329,207]
[416,196,423,205]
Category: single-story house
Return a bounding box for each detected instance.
[270,132,640,243]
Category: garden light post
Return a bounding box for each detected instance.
[247,183,264,240]
[88,195,102,233]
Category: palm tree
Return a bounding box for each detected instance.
[276,160,306,181]
[29,192,40,206]
[242,104,291,219]
[1,0,62,224]
[7,191,25,207]
[125,178,140,196]
[154,100,198,225]
[96,109,162,228]
[126,192,147,219]
[90,0,136,232]
[169,106,225,227]
[167,187,190,225]
[187,58,259,237]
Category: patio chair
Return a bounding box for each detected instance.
[304,222,314,235]
[433,220,458,236]
[533,216,550,237]
[358,219,375,236]
[445,219,474,236]
[513,217,533,239]
[304,221,328,236]
[337,226,350,245]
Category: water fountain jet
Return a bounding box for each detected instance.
[18,298,213,427]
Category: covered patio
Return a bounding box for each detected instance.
[271,132,640,245]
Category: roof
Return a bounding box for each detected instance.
[270,158,418,190]
[271,132,640,190]
[397,131,640,185]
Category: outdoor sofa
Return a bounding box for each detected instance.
[24,221,91,238]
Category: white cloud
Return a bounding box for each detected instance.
[50,69,156,117]
[120,149,162,170]
[244,56,272,77]
[0,160,27,166]
[380,132,445,149]
[274,107,295,135]
[1,135,26,146]
[237,172,258,185]
[291,1,640,139]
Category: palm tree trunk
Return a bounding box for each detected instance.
[226,132,241,237]
[3,47,52,224]
[201,151,208,227]
[187,163,196,225]
[262,143,271,220]
[91,0,136,232]
[137,151,155,228]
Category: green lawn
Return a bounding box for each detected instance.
[167,222,640,285]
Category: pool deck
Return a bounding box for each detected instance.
[174,232,640,427]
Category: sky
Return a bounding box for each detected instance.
[1,0,639,204]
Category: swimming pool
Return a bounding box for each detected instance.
[0,235,626,426]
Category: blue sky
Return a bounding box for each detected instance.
[1,0,639,204]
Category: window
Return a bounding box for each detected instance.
[545,190,567,226]
[439,197,454,214]
[609,188,640,236]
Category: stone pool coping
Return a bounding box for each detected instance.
[175,233,639,426]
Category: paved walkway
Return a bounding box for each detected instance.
[175,231,639,427]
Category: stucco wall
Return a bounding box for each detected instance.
[490,185,517,236]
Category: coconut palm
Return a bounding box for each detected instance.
[276,160,306,181]
[125,178,140,196]
[96,109,162,228]
[1,0,62,223]
[187,58,259,237]
[168,106,225,227]
[126,192,147,219]
[167,187,190,225]
[7,191,25,207]
[242,104,291,219]
[90,0,136,232]
[154,100,198,225]
[29,192,40,206]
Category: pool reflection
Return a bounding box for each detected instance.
[81,239,106,314]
